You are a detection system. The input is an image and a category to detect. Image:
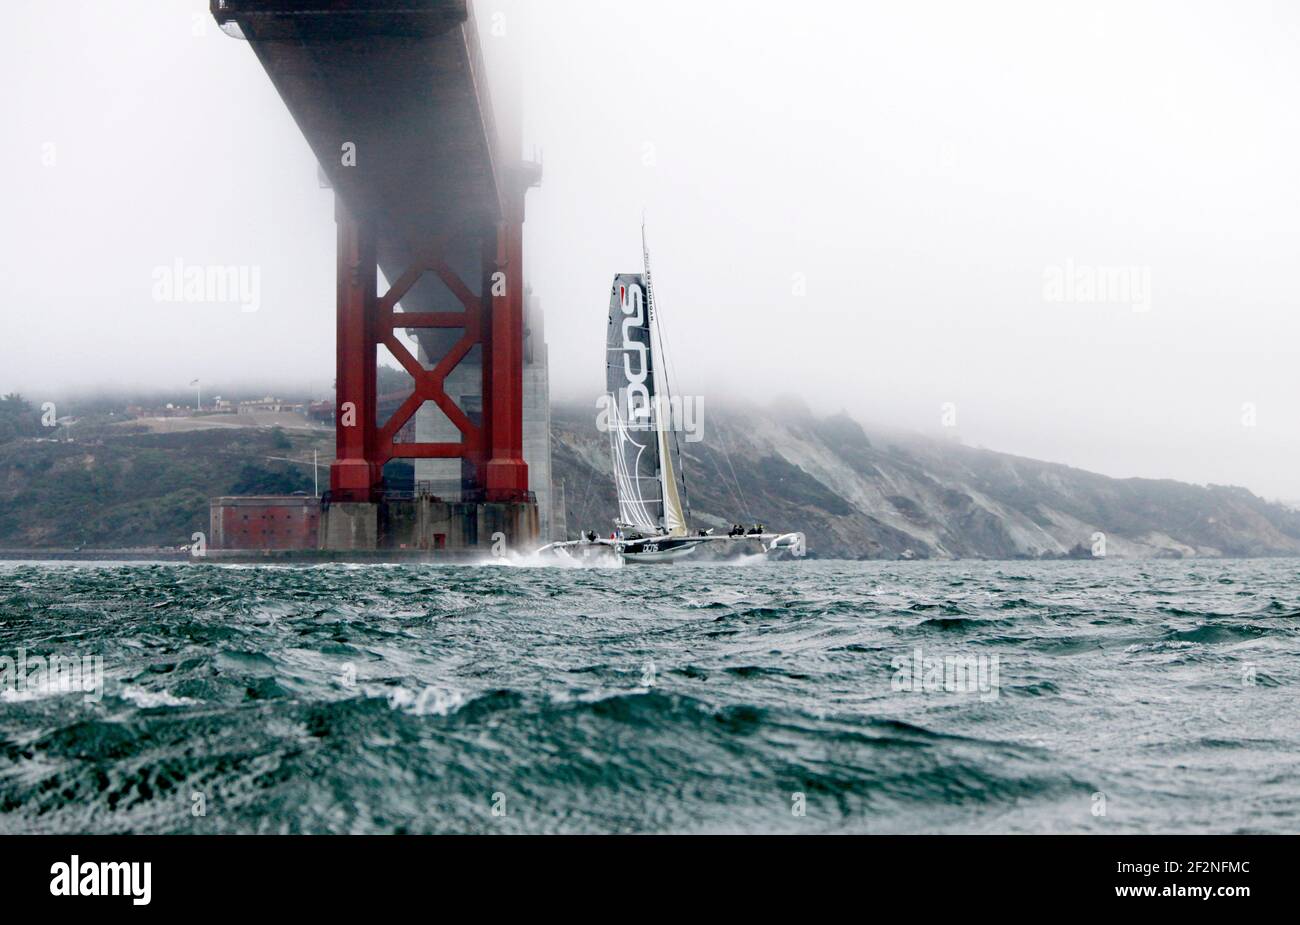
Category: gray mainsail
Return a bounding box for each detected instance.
[607,274,673,532]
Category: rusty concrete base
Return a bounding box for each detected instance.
[361,498,539,553]
[210,495,538,558]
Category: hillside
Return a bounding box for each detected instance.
[2,393,1298,558]
[0,425,316,549]
[552,399,1300,559]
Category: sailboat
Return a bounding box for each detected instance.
[540,226,806,565]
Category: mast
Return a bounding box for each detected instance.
[642,222,688,537]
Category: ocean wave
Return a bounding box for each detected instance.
[4,557,1300,833]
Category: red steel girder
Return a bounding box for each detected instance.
[482,216,528,500]
[330,198,379,502]
[331,203,524,501]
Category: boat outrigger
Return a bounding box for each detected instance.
[539,226,806,565]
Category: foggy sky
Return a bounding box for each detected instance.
[3,0,1298,499]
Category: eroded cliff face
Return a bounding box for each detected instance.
[551,399,1300,560]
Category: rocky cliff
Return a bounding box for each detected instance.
[551,399,1300,559]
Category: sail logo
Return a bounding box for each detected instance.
[619,283,652,420]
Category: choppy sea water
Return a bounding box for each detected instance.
[0,557,1297,834]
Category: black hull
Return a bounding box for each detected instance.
[617,537,701,563]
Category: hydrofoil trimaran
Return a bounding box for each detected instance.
[539,225,806,564]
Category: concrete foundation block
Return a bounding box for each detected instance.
[321,502,380,550]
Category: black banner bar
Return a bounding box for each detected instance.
[0,834,1282,912]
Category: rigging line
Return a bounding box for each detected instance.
[575,418,613,530]
[668,396,691,524]
[641,220,693,526]
[637,228,744,525]
[574,470,595,535]
[573,466,597,535]
[654,310,692,525]
[717,421,752,523]
[638,232,671,532]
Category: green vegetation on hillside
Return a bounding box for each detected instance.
[0,394,45,444]
[0,426,317,548]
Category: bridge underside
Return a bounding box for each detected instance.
[212,0,537,515]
